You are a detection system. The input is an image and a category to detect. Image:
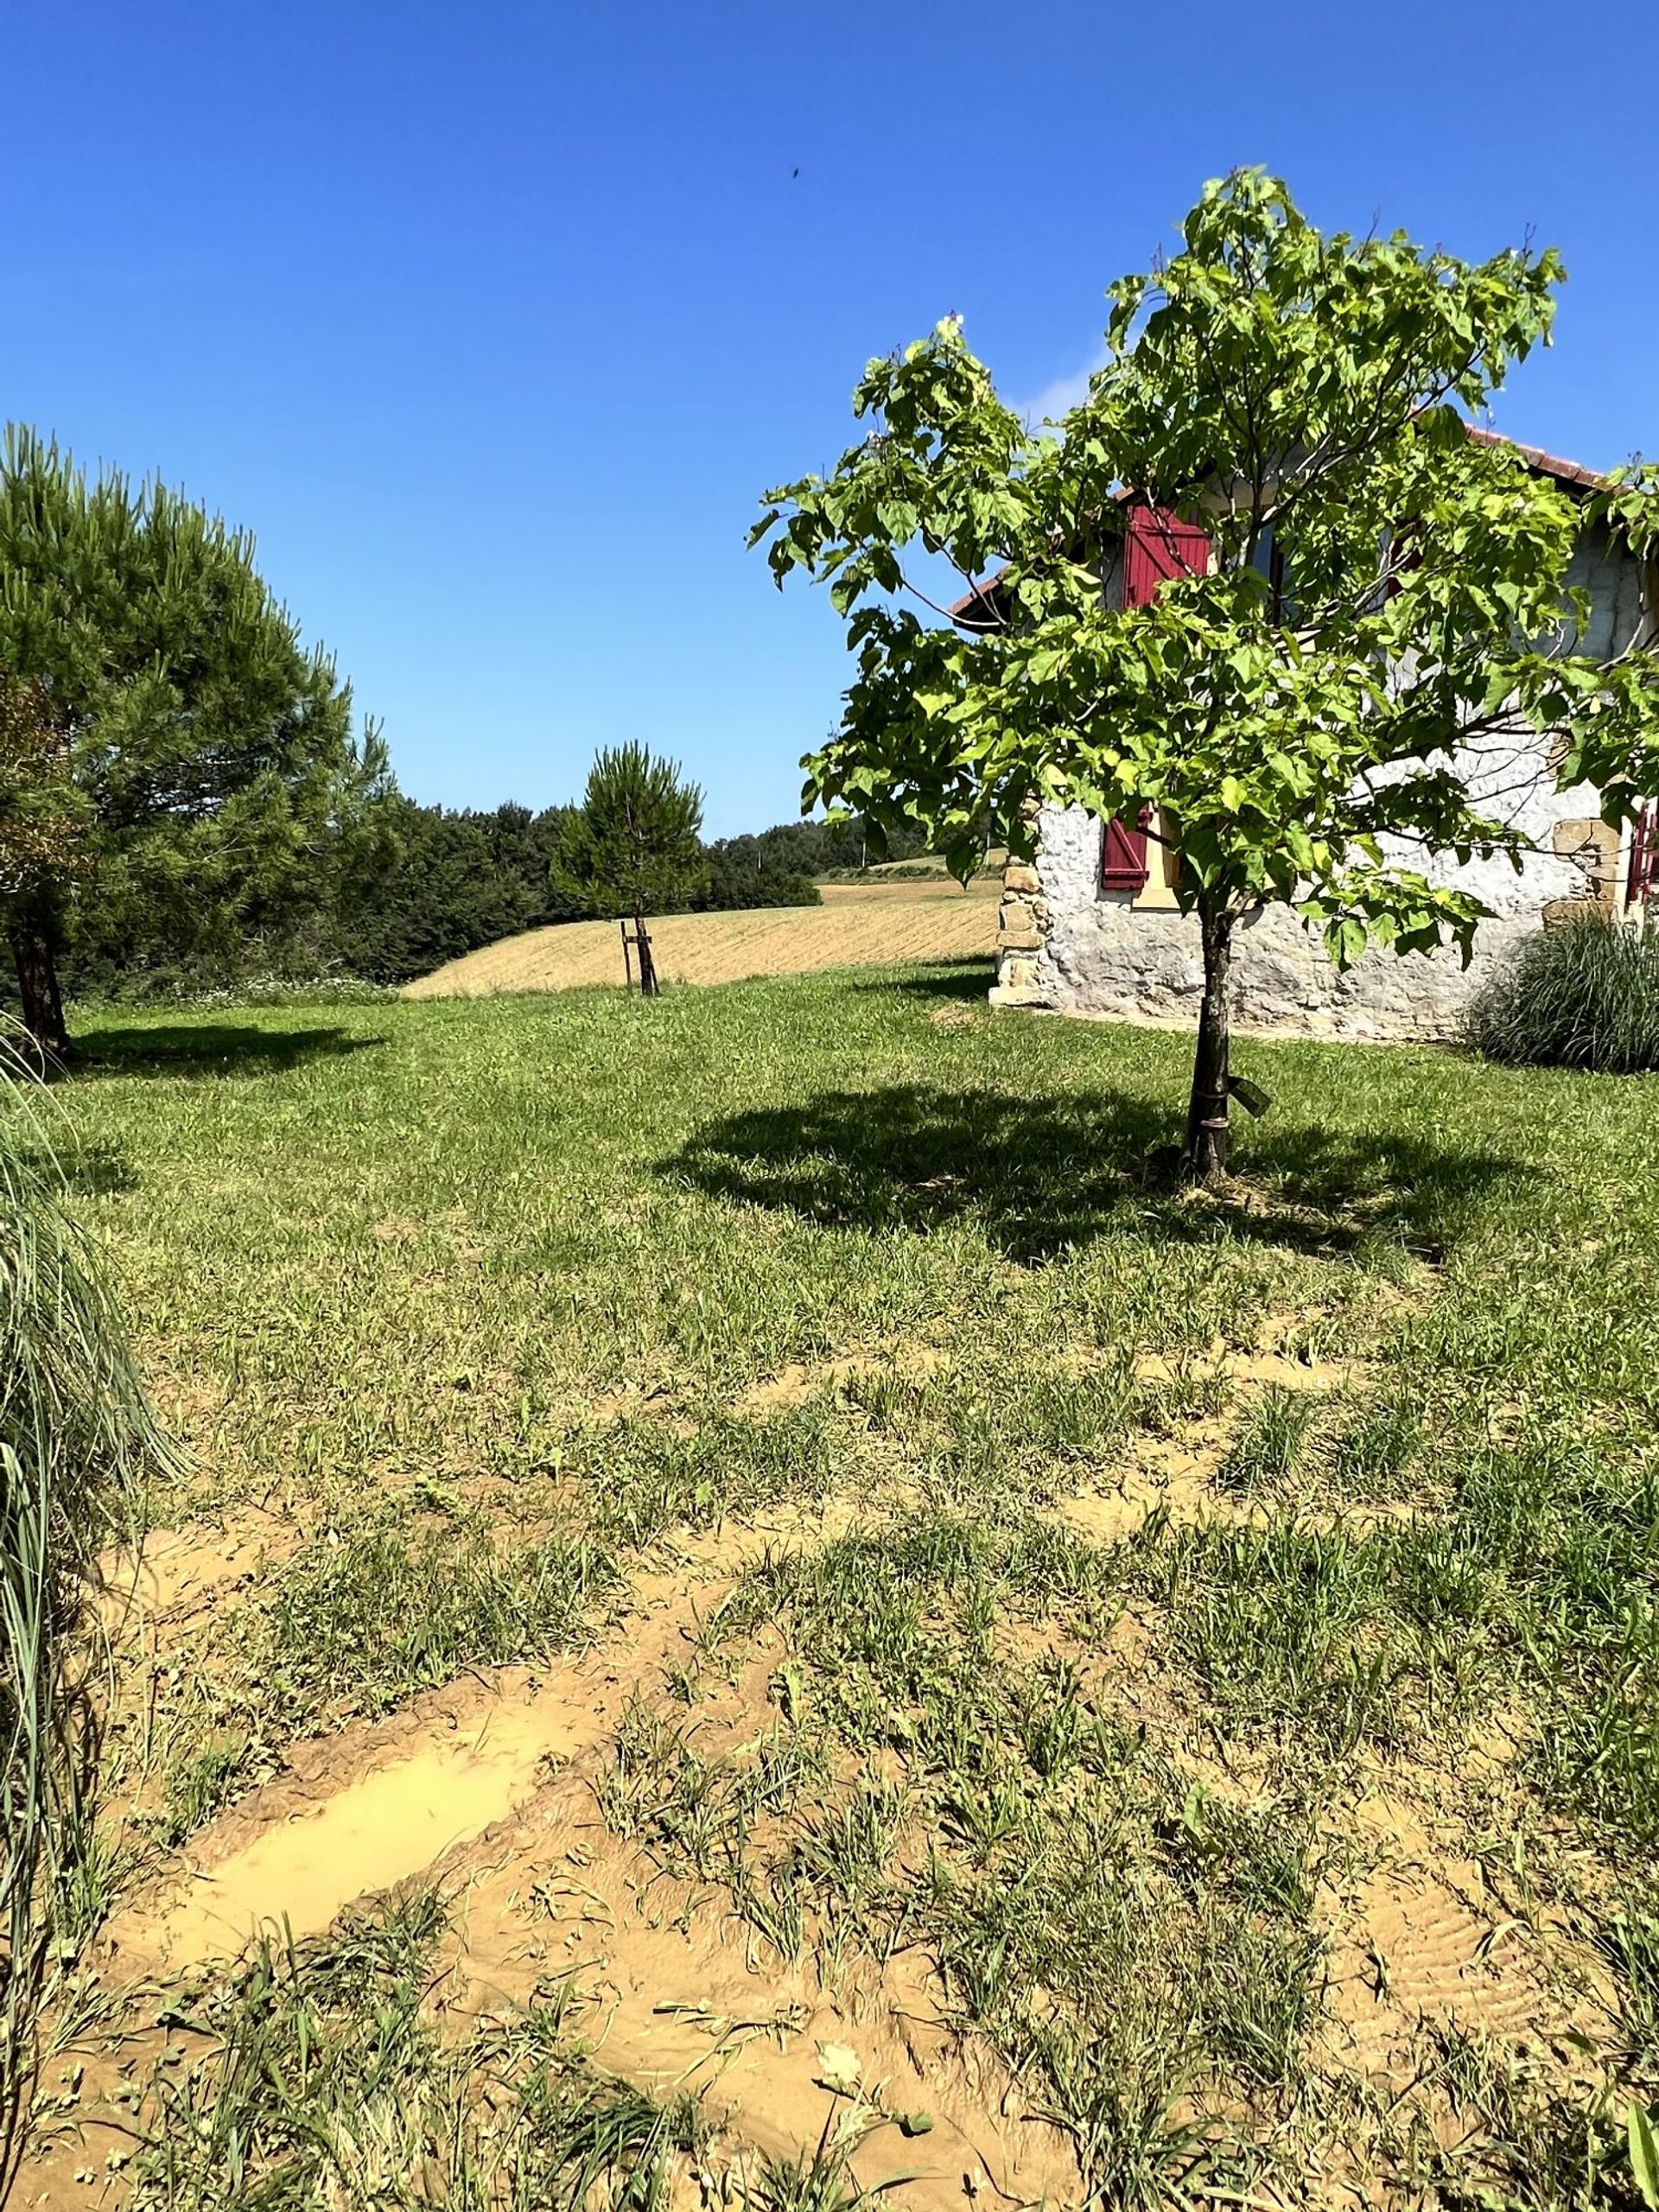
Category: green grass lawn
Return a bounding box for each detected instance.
[38,965,1659,2206]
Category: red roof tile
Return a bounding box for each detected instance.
[1463,423,1609,492]
[949,574,1007,625]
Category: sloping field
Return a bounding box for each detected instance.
[404,878,999,997]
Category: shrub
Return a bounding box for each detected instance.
[1466,912,1659,1073]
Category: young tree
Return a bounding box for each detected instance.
[0,427,385,1055]
[753,172,1659,1179]
[549,745,704,995]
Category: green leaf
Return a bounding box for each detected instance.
[748,173,1659,1108]
[1327,917,1370,971]
[1630,2104,1659,2212]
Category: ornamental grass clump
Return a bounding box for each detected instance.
[0,1032,169,2180]
[1466,912,1659,1073]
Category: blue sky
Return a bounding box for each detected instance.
[9,1,1656,836]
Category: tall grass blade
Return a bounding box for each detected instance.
[1466,912,1659,1073]
[0,1023,171,2183]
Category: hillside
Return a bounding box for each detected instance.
[402,877,1000,997]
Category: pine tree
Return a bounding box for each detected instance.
[0,427,385,1054]
[548,747,704,995]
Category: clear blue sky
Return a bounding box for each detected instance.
[9,2,1656,836]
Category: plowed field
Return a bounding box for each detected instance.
[403,879,999,996]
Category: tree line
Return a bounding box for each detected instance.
[329,796,929,988]
[321,795,889,990]
[52,792,931,1000]
[0,426,931,1035]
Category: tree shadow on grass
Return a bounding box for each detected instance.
[854,956,998,1003]
[5,1138,140,1195]
[69,1025,386,1081]
[58,1141,140,1195]
[666,1084,1536,1265]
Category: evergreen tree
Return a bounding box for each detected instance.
[549,747,704,995]
[0,676,89,1046]
[0,426,385,1052]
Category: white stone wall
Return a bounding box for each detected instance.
[1002,865,1573,1041]
[991,524,1654,1043]
[1565,523,1648,660]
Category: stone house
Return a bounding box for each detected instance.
[976,434,1659,1040]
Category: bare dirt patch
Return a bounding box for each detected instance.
[1317,1771,1605,2096]
[1052,1428,1243,1544]
[734,1344,946,1418]
[97,1507,300,1627]
[1135,1338,1363,1395]
[47,1507,1076,2212]
[442,1783,1077,2212]
[104,1560,715,1978]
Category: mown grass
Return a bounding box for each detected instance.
[40,966,1659,2202]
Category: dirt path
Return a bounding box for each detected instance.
[29,1506,1077,2211]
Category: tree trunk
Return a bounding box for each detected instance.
[634,908,659,998]
[1183,896,1234,1182]
[10,919,69,1065]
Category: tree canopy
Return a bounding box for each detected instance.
[0,676,85,905]
[753,170,1659,1175]
[319,797,584,988]
[549,745,705,992]
[0,426,386,1052]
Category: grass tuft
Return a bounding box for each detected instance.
[129,1890,713,2210]
[0,1033,171,2177]
[1466,912,1659,1072]
[263,1514,615,1728]
[1216,1386,1315,1497]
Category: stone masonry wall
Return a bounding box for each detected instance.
[992,774,1620,1043]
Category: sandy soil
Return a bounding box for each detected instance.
[36,1508,1077,2211]
[27,1338,1609,2209]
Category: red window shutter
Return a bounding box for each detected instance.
[1102,507,1205,894]
[1630,804,1659,907]
[1101,804,1152,893]
[1122,504,1211,608]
